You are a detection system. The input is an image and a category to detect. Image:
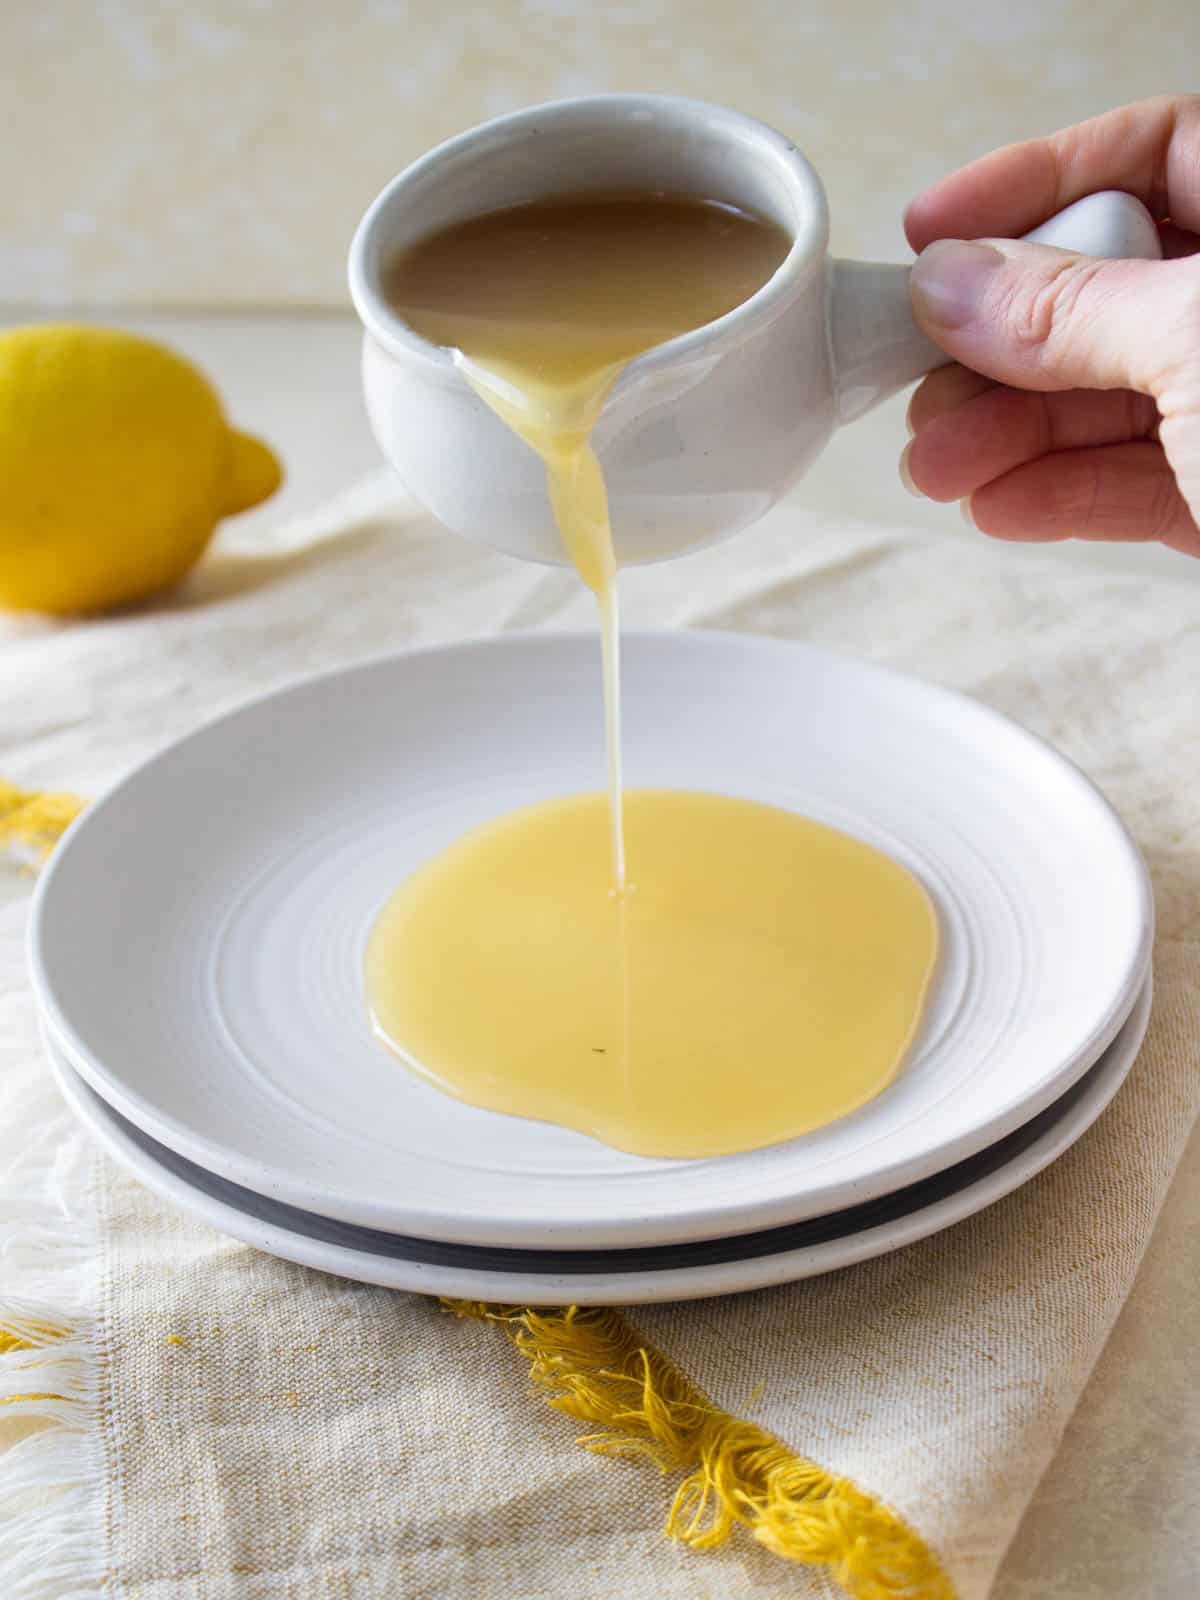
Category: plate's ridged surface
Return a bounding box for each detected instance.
[30,632,1152,1248]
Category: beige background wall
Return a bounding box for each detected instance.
[3,0,1195,309]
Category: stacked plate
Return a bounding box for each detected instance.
[30,632,1153,1305]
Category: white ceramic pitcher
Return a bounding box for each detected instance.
[349,94,1161,568]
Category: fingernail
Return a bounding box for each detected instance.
[904,391,918,437]
[911,240,1005,329]
[960,496,977,529]
[898,442,923,498]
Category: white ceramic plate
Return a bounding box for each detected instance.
[29,632,1153,1248]
[43,978,1151,1304]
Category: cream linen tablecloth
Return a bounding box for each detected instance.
[2,473,1198,1600]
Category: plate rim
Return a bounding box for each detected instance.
[28,629,1156,1246]
[43,976,1153,1305]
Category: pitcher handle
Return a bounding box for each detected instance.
[830,190,1163,424]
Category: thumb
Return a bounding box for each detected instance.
[909,238,1196,396]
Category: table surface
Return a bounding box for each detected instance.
[7,311,1199,1598]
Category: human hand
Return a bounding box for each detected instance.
[901,96,1200,555]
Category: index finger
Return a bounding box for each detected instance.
[904,95,1200,251]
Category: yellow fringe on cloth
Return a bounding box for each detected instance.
[0,780,83,868]
[444,1302,955,1600]
[0,1321,65,1354]
[13,782,953,1599]
[0,1323,70,1405]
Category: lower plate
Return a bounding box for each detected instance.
[44,976,1151,1306]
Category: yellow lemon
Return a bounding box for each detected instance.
[0,323,281,614]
